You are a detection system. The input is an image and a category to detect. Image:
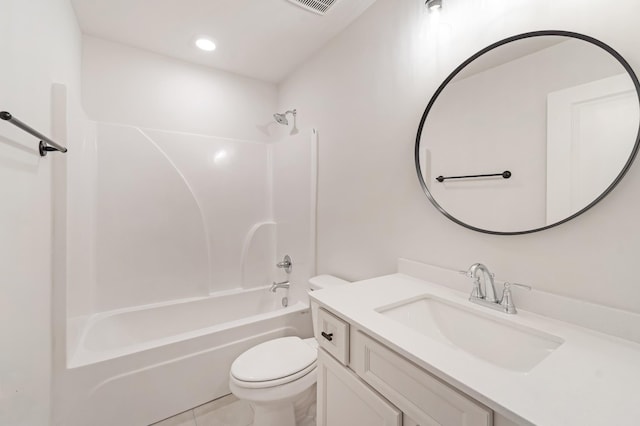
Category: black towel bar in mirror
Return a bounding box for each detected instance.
[436,171,512,183]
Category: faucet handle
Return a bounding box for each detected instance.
[461,269,485,299]
[276,255,292,273]
[504,282,531,291]
[500,282,531,314]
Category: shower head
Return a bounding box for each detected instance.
[273,109,296,126]
[273,113,288,125]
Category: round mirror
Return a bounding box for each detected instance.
[415,31,640,235]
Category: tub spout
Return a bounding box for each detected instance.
[270,280,290,292]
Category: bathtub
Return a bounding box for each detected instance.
[57,286,312,426]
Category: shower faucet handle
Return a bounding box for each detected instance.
[276,255,292,274]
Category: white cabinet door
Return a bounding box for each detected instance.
[403,415,422,426]
[317,348,402,426]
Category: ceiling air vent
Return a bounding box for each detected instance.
[287,0,340,15]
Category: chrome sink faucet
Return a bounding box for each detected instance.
[462,263,531,314]
[467,263,498,303]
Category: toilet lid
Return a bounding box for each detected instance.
[231,336,317,383]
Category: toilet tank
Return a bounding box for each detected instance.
[308,275,350,339]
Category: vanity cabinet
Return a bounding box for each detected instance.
[317,307,495,426]
[317,348,402,426]
[351,330,492,426]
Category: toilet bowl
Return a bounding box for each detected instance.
[228,275,348,426]
[229,337,318,426]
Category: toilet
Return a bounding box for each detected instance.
[229,275,348,426]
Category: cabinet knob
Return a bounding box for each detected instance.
[321,331,334,341]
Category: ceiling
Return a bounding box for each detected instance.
[71,0,378,83]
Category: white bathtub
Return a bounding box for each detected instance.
[57,287,312,426]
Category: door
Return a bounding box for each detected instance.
[546,73,639,223]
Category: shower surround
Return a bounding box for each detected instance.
[55,120,317,425]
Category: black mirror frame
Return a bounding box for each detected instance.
[415,30,640,235]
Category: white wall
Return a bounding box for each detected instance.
[82,36,279,142]
[0,1,83,425]
[278,0,640,313]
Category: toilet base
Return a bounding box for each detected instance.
[250,401,295,426]
[236,383,316,426]
[248,384,315,426]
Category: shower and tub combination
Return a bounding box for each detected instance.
[55,108,319,426]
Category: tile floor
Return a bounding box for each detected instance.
[151,394,253,426]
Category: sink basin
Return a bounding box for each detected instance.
[377,296,563,372]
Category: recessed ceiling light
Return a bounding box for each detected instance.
[195,38,216,52]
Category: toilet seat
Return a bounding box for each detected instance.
[231,337,318,389]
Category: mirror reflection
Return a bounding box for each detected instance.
[416,33,640,234]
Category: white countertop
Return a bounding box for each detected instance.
[309,273,640,426]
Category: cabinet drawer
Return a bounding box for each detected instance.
[317,308,350,365]
[351,330,493,426]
